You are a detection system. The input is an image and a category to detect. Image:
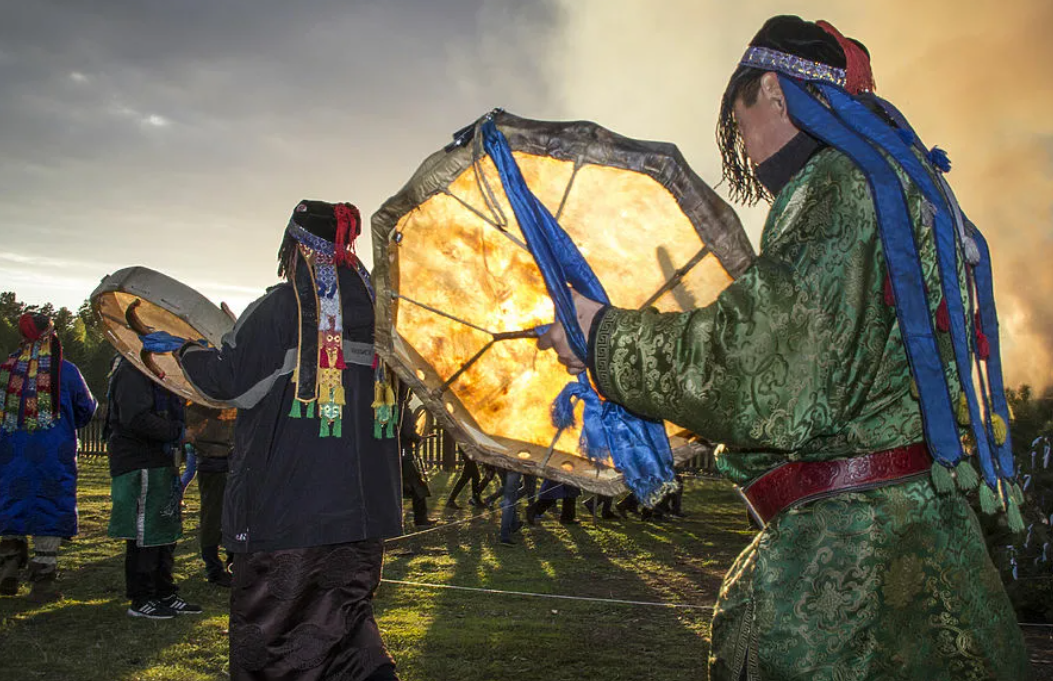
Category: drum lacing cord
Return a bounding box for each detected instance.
[470,120,510,231]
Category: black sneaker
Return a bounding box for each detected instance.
[128,599,176,620]
[160,594,204,615]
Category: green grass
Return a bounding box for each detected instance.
[0,462,755,680]
[9,463,1047,680]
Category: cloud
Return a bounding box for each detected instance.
[2,0,1049,389]
[0,0,555,313]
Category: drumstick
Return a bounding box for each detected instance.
[125,299,167,380]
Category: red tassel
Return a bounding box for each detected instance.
[332,203,361,267]
[975,311,990,360]
[936,299,950,332]
[335,349,347,370]
[817,20,876,94]
[319,348,330,369]
[18,314,42,341]
[976,331,990,360]
[883,274,895,306]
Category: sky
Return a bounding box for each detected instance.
[1,0,1051,386]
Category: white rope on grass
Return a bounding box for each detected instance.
[382,578,711,611]
[386,483,564,544]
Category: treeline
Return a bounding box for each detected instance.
[0,291,116,402]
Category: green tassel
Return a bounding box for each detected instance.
[956,392,970,426]
[374,421,383,439]
[1006,496,1025,533]
[386,419,396,439]
[979,483,999,515]
[1010,482,1025,506]
[289,400,302,418]
[332,417,342,438]
[954,461,979,491]
[306,401,315,419]
[319,419,330,437]
[930,463,955,494]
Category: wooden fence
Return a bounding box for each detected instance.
[78,416,717,476]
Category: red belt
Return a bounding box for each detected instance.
[738,443,931,526]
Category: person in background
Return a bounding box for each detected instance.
[526,479,579,526]
[0,313,97,602]
[185,403,234,587]
[583,495,618,520]
[445,448,484,510]
[106,356,203,619]
[498,470,536,546]
[399,397,433,528]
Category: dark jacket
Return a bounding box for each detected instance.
[178,269,402,553]
[185,404,233,474]
[106,360,184,478]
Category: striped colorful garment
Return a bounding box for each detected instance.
[0,334,59,433]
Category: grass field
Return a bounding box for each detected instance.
[1,460,1050,680]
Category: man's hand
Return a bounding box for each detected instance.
[537,290,604,376]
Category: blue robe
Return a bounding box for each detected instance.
[0,360,97,537]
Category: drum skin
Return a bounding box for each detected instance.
[372,111,754,495]
[91,266,235,409]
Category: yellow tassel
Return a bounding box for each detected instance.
[992,414,1007,446]
[909,379,919,400]
[384,383,396,406]
[334,385,346,405]
[372,381,384,409]
[956,392,970,426]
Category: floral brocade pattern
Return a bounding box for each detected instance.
[592,149,1031,680]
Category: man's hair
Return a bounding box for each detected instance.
[717,65,769,207]
[277,232,298,280]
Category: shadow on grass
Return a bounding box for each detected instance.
[377,475,740,681]
[1,462,231,680]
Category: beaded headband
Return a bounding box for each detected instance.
[740,46,847,88]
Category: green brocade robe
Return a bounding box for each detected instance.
[590,149,1031,680]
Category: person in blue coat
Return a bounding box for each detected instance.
[0,313,97,601]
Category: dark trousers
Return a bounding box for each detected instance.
[532,497,576,523]
[198,470,226,549]
[447,455,481,504]
[410,495,429,525]
[125,541,177,603]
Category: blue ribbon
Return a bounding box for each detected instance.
[480,119,676,505]
[971,229,1015,477]
[816,82,1001,485]
[141,331,191,354]
[779,77,964,469]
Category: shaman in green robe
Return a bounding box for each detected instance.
[590,148,1031,680]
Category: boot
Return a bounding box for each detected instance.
[202,545,232,588]
[559,498,579,525]
[27,562,60,603]
[412,496,435,527]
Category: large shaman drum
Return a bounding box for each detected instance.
[91,266,235,408]
[372,111,754,496]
